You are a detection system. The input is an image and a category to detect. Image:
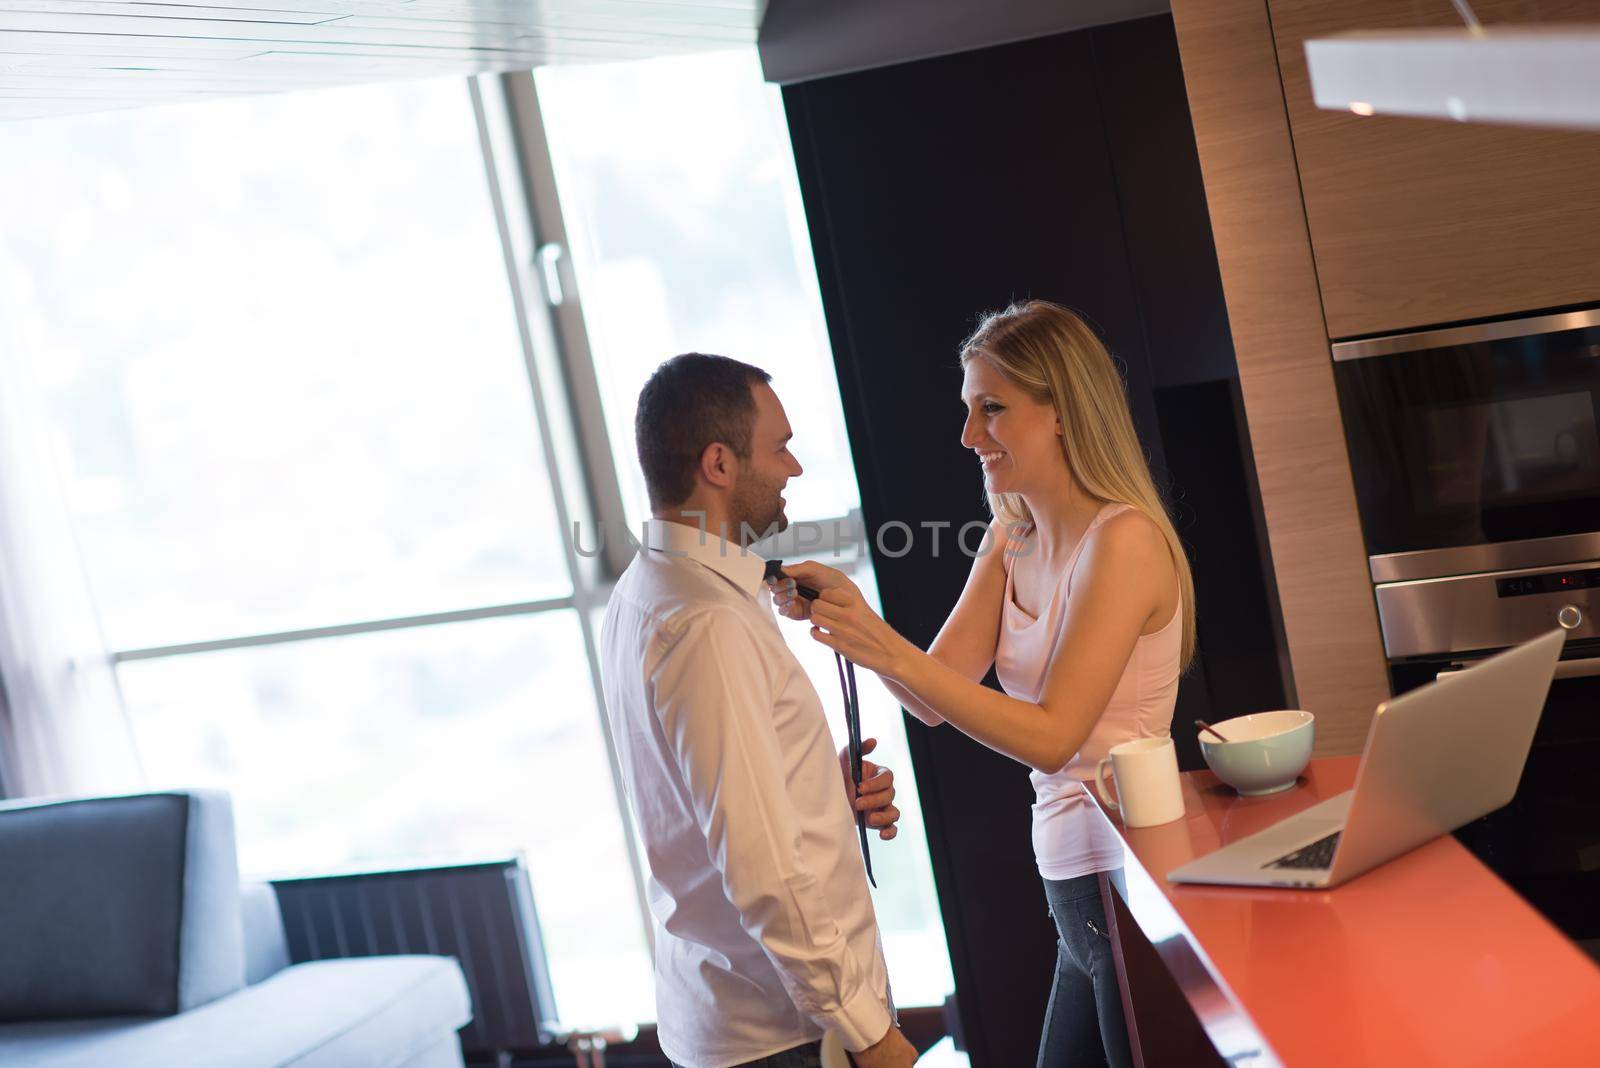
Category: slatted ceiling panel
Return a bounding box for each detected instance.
[0,4,340,24]
[0,0,762,120]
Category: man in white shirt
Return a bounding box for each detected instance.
[600,353,918,1068]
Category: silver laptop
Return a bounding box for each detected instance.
[1168,628,1564,889]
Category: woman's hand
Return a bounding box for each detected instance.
[845,738,899,841]
[779,561,913,678]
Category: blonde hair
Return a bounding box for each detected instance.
[961,300,1196,669]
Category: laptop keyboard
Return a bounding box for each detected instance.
[1266,831,1341,871]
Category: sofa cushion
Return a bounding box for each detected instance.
[0,956,472,1068]
[0,791,243,1019]
[239,882,290,986]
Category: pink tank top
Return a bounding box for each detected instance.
[994,503,1182,880]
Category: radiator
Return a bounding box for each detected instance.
[271,858,561,1059]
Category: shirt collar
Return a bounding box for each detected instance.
[643,518,768,600]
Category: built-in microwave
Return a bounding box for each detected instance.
[1333,308,1600,658]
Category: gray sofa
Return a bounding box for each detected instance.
[0,791,473,1067]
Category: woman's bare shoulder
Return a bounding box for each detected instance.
[1086,507,1169,570]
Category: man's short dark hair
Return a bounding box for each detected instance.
[635,353,773,511]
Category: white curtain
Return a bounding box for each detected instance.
[0,285,143,798]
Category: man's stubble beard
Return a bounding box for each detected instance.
[732,468,788,545]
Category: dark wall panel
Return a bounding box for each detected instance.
[786,33,1140,1068]
[1094,17,1292,739]
[1091,17,1240,390]
[784,16,1285,1066]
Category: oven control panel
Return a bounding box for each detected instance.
[1498,569,1600,598]
[1378,563,1600,659]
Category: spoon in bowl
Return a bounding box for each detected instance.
[1195,719,1231,743]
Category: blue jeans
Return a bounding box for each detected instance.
[1037,873,1134,1068]
[671,1041,822,1068]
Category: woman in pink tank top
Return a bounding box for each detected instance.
[773,301,1195,1068]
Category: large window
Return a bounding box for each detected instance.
[3,82,570,652]
[0,78,651,1028]
[0,50,952,1026]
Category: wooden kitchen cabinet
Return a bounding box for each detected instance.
[1267,0,1600,339]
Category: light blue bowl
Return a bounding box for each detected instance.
[1200,710,1315,796]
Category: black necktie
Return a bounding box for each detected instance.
[764,559,876,886]
[834,651,875,887]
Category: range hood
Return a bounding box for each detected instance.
[1305,25,1600,130]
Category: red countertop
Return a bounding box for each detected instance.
[1096,756,1600,1067]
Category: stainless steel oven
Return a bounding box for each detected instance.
[1334,307,1600,954]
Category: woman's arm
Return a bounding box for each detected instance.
[798,512,1172,774]
[885,520,1012,725]
[879,679,943,727]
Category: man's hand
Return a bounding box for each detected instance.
[849,1024,918,1067]
[842,737,899,841]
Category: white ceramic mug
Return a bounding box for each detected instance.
[1095,737,1184,828]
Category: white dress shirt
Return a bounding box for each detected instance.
[599,518,893,1068]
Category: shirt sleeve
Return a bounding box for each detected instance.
[651,608,893,1053]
